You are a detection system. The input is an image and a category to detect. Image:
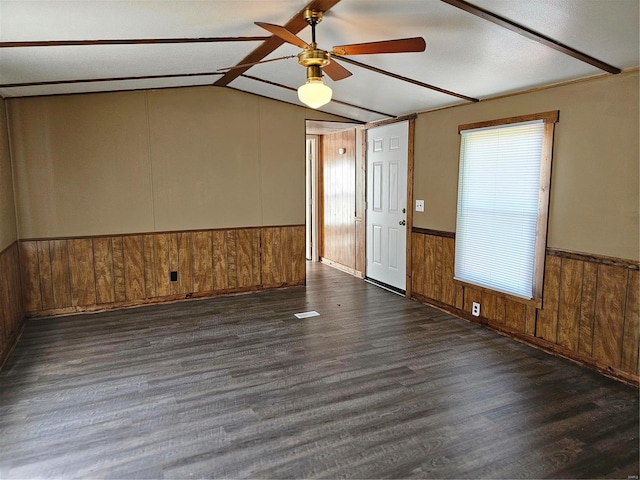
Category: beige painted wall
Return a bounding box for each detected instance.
[414,70,639,261]
[147,87,262,231]
[0,99,17,251]
[9,92,154,238]
[8,86,348,239]
[259,98,308,227]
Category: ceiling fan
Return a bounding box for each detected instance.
[247,9,426,108]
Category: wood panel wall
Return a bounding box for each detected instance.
[0,242,25,365]
[411,229,639,384]
[320,130,359,275]
[19,226,305,317]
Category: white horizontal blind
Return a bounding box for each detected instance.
[454,120,544,299]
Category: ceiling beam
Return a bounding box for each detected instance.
[214,0,342,87]
[0,37,269,48]
[334,57,479,103]
[0,72,223,89]
[440,0,621,74]
[240,74,395,118]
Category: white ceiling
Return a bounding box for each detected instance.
[1,0,638,123]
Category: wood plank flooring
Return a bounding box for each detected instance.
[1,262,638,479]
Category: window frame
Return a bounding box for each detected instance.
[455,110,559,305]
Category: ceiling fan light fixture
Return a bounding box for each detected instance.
[298,78,332,109]
[298,65,331,109]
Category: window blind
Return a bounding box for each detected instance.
[454,120,544,299]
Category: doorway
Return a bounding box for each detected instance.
[304,120,364,269]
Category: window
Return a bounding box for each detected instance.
[454,111,558,301]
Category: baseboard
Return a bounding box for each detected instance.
[26,281,305,319]
[320,258,364,278]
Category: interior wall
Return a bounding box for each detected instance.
[0,98,17,251]
[411,230,639,383]
[147,87,261,231]
[0,98,23,366]
[413,70,639,261]
[320,129,358,274]
[19,226,306,317]
[9,91,154,238]
[8,86,348,239]
[411,70,639,384]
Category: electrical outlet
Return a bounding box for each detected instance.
[415,199,424,212]
[170,271,178,282]
[472,302,481,317]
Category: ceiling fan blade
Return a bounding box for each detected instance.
[332,37,426,56]
[216,55,296,72]
[255,22,310,49]
[322,59,352,81]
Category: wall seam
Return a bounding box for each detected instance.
[64,240,72,307]
[144,91,156,232]
[190,232,194,293]
[35,241,43,311]
[555,257,564,344]
[257,99,264,226]
[4,101,20,244]
[142,235,148,298]
[577,260,585,353]
[590,265,600,357]
[110,237,116,303]
[91,239,98,305]
[619,269,630,368]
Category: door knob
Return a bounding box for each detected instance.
[399,220,406,226]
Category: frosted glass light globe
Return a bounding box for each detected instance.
[298,79,332,108]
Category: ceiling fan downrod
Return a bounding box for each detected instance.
[304,9,323,47]
[298,9,330,71]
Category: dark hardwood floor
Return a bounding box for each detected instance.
[1,262,638,479]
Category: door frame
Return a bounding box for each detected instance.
[305,135,320,261]
[363,114,416,297]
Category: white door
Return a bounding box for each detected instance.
[366,121,408,291]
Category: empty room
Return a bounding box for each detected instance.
[0,1,638,478]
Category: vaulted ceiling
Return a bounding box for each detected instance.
[1,0,638,123]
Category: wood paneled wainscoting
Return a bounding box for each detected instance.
[0,242,25,365]
[411,228,639,385]
[19,226,305,317]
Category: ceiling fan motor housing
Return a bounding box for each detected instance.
[297,48,330,68]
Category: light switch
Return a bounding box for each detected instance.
[415,200,425,212]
